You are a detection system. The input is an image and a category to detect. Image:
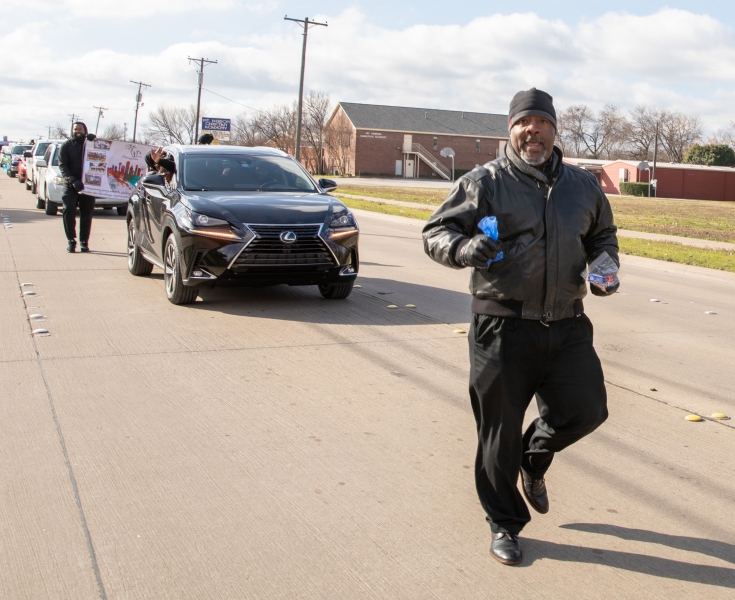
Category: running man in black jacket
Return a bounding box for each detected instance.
[423,89,619,566]
[58,122,96,252]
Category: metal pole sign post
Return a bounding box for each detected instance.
[188,57,218,142]
[200,118,231,144]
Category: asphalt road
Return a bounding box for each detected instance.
[1,175,734,599]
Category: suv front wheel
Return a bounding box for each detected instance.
[164,235,198,305]
[318,280,354,300]
[127,219,153,276]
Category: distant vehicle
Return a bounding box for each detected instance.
[35,142,134,216]
[7,144,32,177]
[126,145,358,305]
[26,139,57,193]
[17,151,31,183]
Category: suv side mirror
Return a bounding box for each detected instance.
[318,178,338,193]
[142,173,166,186]
[35,159,47,168]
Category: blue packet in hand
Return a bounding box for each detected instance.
[478,216,504,265]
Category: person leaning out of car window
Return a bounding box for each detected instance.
[144,146,177,185]
[59,122,96,253]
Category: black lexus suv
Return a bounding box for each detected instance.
[126,145,359,304]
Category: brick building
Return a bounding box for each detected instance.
[323,102,509,179]
[566,157,735,201]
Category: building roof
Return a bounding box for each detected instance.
[335,102,509,138]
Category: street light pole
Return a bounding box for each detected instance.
[188,57,218,142]
[651,121,659,198]
[130,80,151,143]
[284,16,327,162]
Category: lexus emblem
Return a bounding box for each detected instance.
[280,230,297,244]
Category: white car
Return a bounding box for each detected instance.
[27,139,58,194]
[36,142,128,216]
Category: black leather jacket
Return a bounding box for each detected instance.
[58,136,86,186]
[422,147,619,322]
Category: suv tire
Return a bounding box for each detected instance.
[164,235,198,305]
[117,206,127,216]
[44,193,58,216]
[127,219,153,277]
[318,281,354,300]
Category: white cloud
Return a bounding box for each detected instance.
[25,0,236,18]
[3,8,735,141]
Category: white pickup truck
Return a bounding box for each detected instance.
[27,139,58,194]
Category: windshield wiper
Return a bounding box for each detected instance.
[184,187,211,191]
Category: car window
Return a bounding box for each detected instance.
[51,146,60,166]
[34,142,50,156]
[181,154,317,192]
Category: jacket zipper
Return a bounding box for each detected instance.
[541,180,555,325]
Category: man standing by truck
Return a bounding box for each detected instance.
[423,88,619,565]
[58,122,96,252]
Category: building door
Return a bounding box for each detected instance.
[405,159,415,178]
[403,134,413,153]
[395,160,403,176]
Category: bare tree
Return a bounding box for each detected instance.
[301,91,331,173]
[659,112,702,163]
[708,121,735,148]
[51,123,69,139]
[625,105,663,160]
[324,108,354,175]
[256,103,297,155]
[556,104,627,159]
[101,123,126,140]
[231,112,265,147]
[143,104,199,145]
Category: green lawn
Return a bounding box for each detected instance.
[619,238,735,273]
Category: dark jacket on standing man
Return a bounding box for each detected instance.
[59,123,89,189]
[422,145,619,322]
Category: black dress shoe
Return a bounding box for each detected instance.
[80,241,90,253]
[67,240,76,253]
[491,532,522,565]
[521,469,549,514]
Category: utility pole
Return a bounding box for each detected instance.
[123,123,128,142]
[130,80,151,143]
[68,114,76,137]
[284,16,327,162]
[652,121,659,198]
[187,57,218,142]
[93,106,108,135]
[46,125,51,139]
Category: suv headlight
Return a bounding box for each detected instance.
[327,211,358,240]
[183,210,242,240]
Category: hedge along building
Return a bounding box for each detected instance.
[565,157,735,201]
[323,102,509,179]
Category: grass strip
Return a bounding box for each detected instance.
[335,185,447,205]
[339,196,434,221]
[619,237,735,273]
[607,195,735,243]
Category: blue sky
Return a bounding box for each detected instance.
[3,1,735,141]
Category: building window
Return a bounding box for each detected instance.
[433,136,438,151]
[476,139,481,153]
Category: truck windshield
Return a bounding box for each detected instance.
[34,142,50,156]
[181,154,317,192]
[12,145,32,154]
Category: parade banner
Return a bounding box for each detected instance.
[81,139,155,201]
[201,117,231,142]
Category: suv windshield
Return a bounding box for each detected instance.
[181,154,317,192]
[12,145,32,155]
[34,142,50,156]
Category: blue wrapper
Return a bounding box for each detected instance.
[477,216,504,265]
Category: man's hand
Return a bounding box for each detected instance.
[86,133,96,141]
[150,146,164,163]
[458,235,501,268]
[72,180,84,192]
[590,281,619,296]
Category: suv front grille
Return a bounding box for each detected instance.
[231,224,336,272]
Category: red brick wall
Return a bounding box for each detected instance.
[600,161,735,200]
[353,129,506,178]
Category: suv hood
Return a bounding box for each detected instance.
[182,191,344,225]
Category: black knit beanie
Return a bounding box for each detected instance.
[508,88,556,130]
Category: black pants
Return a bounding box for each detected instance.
[468,313,608,535]
[62,188,95,243]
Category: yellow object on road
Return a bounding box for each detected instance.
[685,415,703,422]
[712,413,730,419]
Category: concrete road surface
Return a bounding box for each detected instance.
[1,176,734,599]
